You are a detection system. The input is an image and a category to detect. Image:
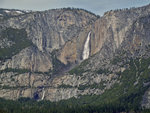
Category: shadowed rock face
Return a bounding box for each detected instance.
[1,5,150,108]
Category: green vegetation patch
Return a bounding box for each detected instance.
[58,84,73,88]
[89,57,150,110]
[0,28,33,60]
[0,68,30,74]
[96,68,111,74]
[0,68,52,76]
[78,81,106,90]
[69,59,90,75]
[111,56,122,65]
[0,85,27,90]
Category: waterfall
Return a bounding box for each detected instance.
[41,88,45,100]
[82,31,91,60]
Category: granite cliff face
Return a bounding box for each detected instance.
[0,8,98,72]
[1,5,150,109]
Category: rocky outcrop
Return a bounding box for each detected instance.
[0,71,117,101]
[0,38,15,48]
[0,46,52,72]
[142,88,150,109]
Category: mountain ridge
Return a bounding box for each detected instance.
[0,4,150,112]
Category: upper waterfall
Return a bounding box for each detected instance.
[82,31,91,60]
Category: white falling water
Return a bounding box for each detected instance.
[82,31,91,60]
[41,88,45,100]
